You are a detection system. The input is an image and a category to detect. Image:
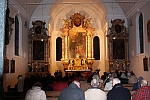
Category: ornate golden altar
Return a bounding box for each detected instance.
[60,13,95,71]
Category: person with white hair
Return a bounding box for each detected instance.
[107,78,131,100]
[25,82,47,100]
[132,79,150,100]
[85,79,106,100]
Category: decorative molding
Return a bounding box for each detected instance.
[9,0,30,19]
[126,1,147,18]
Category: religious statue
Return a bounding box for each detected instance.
[74,53,81,67]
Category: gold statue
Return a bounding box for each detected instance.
[74,53,81,69]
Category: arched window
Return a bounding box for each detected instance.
[139,13,144,54]
[15,15,19,56]
[93,36,100,60]
[56,37,62,61]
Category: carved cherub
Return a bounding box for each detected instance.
[84,18,92,28]
[63,19,71,29]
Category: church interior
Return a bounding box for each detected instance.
[1,0,150,99]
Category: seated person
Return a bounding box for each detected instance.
[93,74,103,84]
[128,73,138,84]
[104,76,113,91]
[120,73,127,79]
[58,80,85,100]
[41,78,53,91]
[120,73,128,84]
[51,77,68,91]
[132,76,143,90]
[132,79,150,100]
[101,72,107,81]
[85,79,106,100]
[107,78,131,100]
[25,82,47,100]
[104,73,112,86]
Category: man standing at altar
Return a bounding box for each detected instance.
[58,80,85,100]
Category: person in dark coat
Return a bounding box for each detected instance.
[107,78,131,100]
[58,80,85,100]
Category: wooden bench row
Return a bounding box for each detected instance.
[4,90,136,100]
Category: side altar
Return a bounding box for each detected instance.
[60,13,95,71]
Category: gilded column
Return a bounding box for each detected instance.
[62,36,64,59]
[87,35,91,58]
[91,36,94,58]
[61,27,69,60]
[64,35,68,59]
[86,36,88,58]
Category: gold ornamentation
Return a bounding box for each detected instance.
[61,13,95,71]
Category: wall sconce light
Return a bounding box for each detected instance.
[41,39,43,41]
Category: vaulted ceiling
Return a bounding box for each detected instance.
[9,0,148,19]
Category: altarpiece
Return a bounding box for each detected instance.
[28,20,50,73]
[60,13,95,71]
[107,19,130,72]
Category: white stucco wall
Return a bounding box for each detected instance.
[4,5,29,91]
[129,1,150,83]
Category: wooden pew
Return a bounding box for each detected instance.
[122,84,134,90]
[4,89,136,100]
[46,91,61,100]
[4,91,61,100]
[4,92,26,100]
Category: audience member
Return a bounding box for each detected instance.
[120,72,128,84]
[104,73,112,86]
[101,72,107,81]
[120,72,127,79]
[132,76,143,90]
[87,72,93,83]
[85,79,106,100]
[63,72,69,82]
[92,73,103,83]
[132,79,150,100]
[128,73,138,84]
[104,76,113,91]
[107,78,131,100]
[112,72,117,78]
[58,80,85,100]
[51,77,68,91]
[25,82,47,100]
[41,78,53,91]
[17,75,24,92]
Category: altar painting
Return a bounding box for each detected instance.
[69,32,86,58]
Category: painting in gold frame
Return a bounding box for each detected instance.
[10,59,15,73]
[143,56,148,71]
[69,32,86,59]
